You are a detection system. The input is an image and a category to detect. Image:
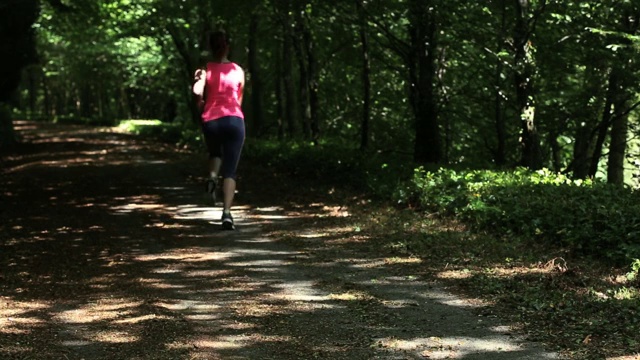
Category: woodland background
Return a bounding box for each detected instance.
[1,0,639,178]
[2,2,640,358]
[3,0,640,268]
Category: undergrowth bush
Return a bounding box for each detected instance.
[242,139,413,197]
[54,114,115,126]
[397,167,640,264]
[117,119,202,149]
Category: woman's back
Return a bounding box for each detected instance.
[201,62,244,122]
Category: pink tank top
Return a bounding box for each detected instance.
[201,62,244,122]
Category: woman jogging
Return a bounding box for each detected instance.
[192,30,245,230]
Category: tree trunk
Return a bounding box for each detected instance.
[572,124,592,179]
[292,10,311,140]
[607,7,639,184]
[0,103,16,149]
[588,71,616,178]
[0,0,38,145]
[275,42,285,141]
[282,18,297,138]
[303,12,320,144]
[165,23,201,125]
[248,13,264,136]
[408,0,441,164]
[41,68,52,120]
[607,96,628,185]
[493,0,508,165]
[357,0,371,151]
[27,67,37,119]
[513,0,542,169]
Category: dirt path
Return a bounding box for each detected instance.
[0,122,560,359]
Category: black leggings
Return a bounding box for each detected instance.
[202,116,245,180]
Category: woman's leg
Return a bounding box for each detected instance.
[208,157,222,179]
[219,116,245,213]
[222,178,236,211]
[202,121,223,201]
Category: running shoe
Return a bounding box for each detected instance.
[221,211,235,230]
[205,178,217,204]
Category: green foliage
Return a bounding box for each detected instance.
[399,167,640,263]
[627,259,640,282]
[117,119,202,148]
[53,114,115,126]
[243,139,413,197]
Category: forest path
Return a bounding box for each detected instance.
[0,121,559,359]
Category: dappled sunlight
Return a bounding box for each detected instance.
[320,205,350,218]
[135,250,235,263]
[154,300,221,312]
[138,280,188,290]
[437,270,474,279]
[114,314,169,324]
[0,122,573,359]
[383,256,422,265]
[92,330,139,343]
[183,269,233,278]
[344,258,388,269]
[329,291,370,301]
[189,335,252,350]
[420,288,489,309]
[112,203,165,212]
[251,206,289,221]
[270,281,332,302]
[110,194,165,213]
[225,258,291,269]
[298,232,330,238]
[272,203,352,220]
[0,298,48,334]
[373,335,538,359]
[342,257,422,270]
[173,204,251,223]
[55,299,142,324]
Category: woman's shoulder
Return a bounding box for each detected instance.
[207,61,243,69]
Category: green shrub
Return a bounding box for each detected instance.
[399,167,640,263]
[117,119,201,148]
[627,259,640,282]
[242,139,413,196]
[54,114,115,126]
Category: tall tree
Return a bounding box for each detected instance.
[512,0,545,169]
[493,0,509,166]
[303,10,320,143]
[408,0,442,164]
[606,4,640,184]
[248,11,265,136]
[279,5,298,138]
[0,0,39,148]
[357,0,371,150]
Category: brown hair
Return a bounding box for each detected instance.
[208,30,230,60]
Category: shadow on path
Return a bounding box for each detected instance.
[0,121,559,359]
